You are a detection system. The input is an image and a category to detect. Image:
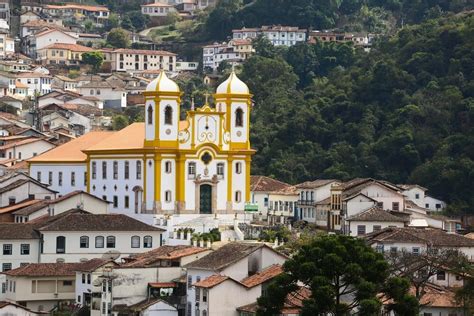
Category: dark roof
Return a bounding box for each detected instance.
[184,242,276,271]
[12,200,49,216]
[0,223,40,239]
[52,190,109,204]
[0,301,48,314]
[342,178,401,198]
[295,179,338,189]
[0,179,30,194]
[346,206,408,222]
[250,175,293,192]
[38,211,165,232]
[75,258,117,272]
[112,298,173,313]
[3,260,106,277]
[120,245,208,268]
[365,227,474,247]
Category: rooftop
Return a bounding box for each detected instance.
[38,211,165,232]
[28,130,114,163]
[42,43,94,52]
[250,175,294,193]
[120,245,208,268]
[3,259,109,277]
[240,264,283,287]
[0,223,40,239]
[84,123,144,152]
[346,206,408,223]
[295,179,338,189]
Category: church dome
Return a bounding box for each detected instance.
[146,71,180,93]
[216,71,249,95]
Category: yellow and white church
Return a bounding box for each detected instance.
[29,71,255,231]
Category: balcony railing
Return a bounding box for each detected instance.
[297,200,315,206]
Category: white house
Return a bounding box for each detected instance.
[232,25,307,46]
[184,242,287,316]
[398,184,446,212]
[103,48,176,73]
[0,300,47,315]
[0,71,53,98]
[24,28,78,59]
[0,137,55,163]
[76,80,127,109]
[250,175,298,223]
[0,177,56,208]
[345,206,408,237]
[141,3,177,17]
[36,210,165,263]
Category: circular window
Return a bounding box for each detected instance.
[201,152,212,165]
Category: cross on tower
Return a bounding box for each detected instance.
[204,92,210,105]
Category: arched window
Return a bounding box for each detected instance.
[106,236,115,248]
[235,191,242,203]
[95,236,104,248]
[131,236,140,248]
[56,236,65,254]
[147,105,153,125]
[164,106,172,125]
[79,236,89,248]
[144,236,152,248]
[235,108,243,127]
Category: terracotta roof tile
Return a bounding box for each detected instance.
[193,274,229,288]
[0,199,44,214]
[346,206,408,223]
[28,131,114,163]
[295,179,338,189]
[120,245,208,268]
[0,223,40,239]
[42,43,94,52]
[3,259,109,277]
[241,264,283,287]
[84,123,144,152]
[250,175,292,192]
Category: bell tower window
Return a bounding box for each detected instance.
[147,105,153,125]
[164,106,172,125]
[235,108,243,127]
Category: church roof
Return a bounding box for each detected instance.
[28,131,114,163]
[146,71,180,93]
[85,123,144,151]
[216,72,249,95]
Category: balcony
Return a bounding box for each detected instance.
[297,200,315,206]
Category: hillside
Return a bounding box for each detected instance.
[242,12,474,214]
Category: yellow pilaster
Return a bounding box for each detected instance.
[245,155,251,202]
[176,155,185,203]
[143,156,147,200]
[154,154,162,202]
[227,156,233,203]
[86,158,90,193]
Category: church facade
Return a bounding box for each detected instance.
[29,72,255,219]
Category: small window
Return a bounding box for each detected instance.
[56,236,65,254]
[164,106,172,125]
[71,172,75,186]
[165,161,172,173]
[235,108,243,127]
[20,244,30,255]
[48,171,53,185]
[165,190,172,202]
[187,275,192,289]
[412,247,420,255]
[124,196,129,208]
[63,280,73,286]
[80,236,89,248]
[415,193,420,199]
[92,162,97,179]
[113,196,118,208]
[95,236,104,248]
[373,225,382,232]
[376,201,383,209]
[87,274,91,284]
[82,274,86,284]
[390,247,398,254]
[437,271,446,280]
[131,236,140,248]
[2,263,11,272]
[235,162,242,174]
[147,105,153,125]
[124,161,129,179]
[58,172,63,186]
[357,225,366,236]
[188,162,196,178]
[113,161,118,179]
[136,161,142,179]
[235,191,242,203]
[102,161,107,179]
[217,163,224,178]
[3,244,12,255]
[37,171,41,182]
[144,236,152,248]
[392,202,399,211]
[106,236,115,248]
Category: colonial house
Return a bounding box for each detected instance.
[42,4,110,25]
[232,25,307,46]
[2,259,113,313]
[0,136,56,163]
[250,175,298,223]
[103,245,210,315]
[76,80,127,109]
[141,3,177,17]
[294,179,340,226]
[202,41,252,71]
[102,48,176,73]
[23,28,78,59]
[0,177,56,209]
[0,31,14,59]
[37,43,93,66]
[38,90,103,109]
[398,184,446,212]
[0,300,46,315]
[184,242,287,316]
[345,205,408,236]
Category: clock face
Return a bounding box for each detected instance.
[197,115,217,143]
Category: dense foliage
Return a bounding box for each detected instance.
[257,235,418,315]
[205,0,472,40]
[242,13,474,214]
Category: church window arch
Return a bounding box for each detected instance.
[147,105,153,125]
[164,106,172,125]
[235,108,243,127]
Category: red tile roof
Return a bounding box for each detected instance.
[193,274,229,288]
[120,245,208,268]
[42,43,94,52]
[240,264,283,288]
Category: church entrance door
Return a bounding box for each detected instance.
[200,184,212,214]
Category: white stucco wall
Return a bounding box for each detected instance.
[30,163,86,196]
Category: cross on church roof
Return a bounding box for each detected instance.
[204,92,210,105]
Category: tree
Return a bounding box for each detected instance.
[106,28,130,48]
[112,115,130,130]
[257,235,418,315]
[81,51,104,73]
[106,13,120,31]
[121,16,134,31]
[126,10,150,31]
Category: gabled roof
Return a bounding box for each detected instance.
[295,179,338,189]
[28,130,114,163]
[0,199,47,215]
[12,200,49,216]
[84,123,144,152]
[365,227,474,247]
[41,43,94,52]
[37,211,165,232]
[193,274,230,288]
[0,223,40,239]
[250,175,293,193]
[346,206,408,223]
[240,264,283,287]
[3,259,107,277]
[120,245,208,268]
[184,242,282,271]
[75,258,117,272]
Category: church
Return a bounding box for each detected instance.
[29,71,255,226]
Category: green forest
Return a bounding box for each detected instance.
[239,12,474,214]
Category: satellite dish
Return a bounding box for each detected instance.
[102,250,120,260]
